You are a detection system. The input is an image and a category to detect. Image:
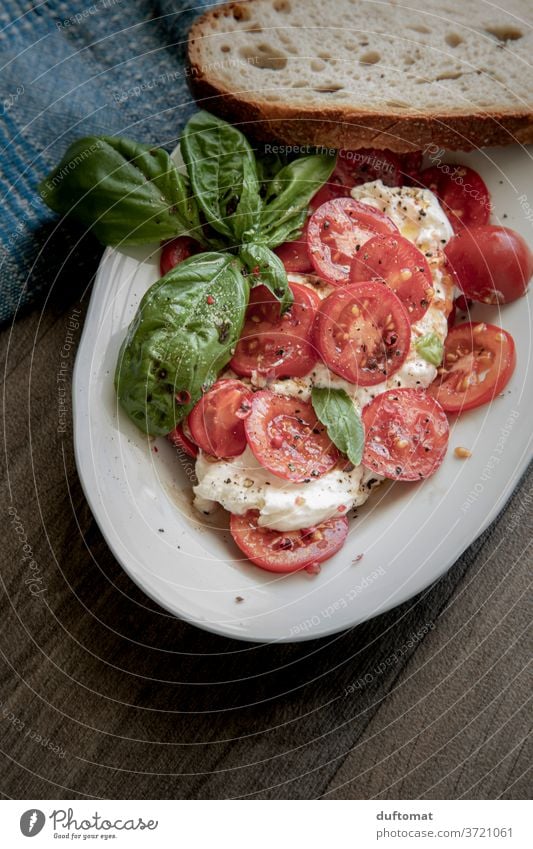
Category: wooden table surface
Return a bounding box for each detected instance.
[1,293,531,800]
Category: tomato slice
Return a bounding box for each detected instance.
[350,234,434,322]
[315,282,411,385]
[445,225,533,305]
[418,165,491,232]
[307,198,399,286]
[244,391,339,482]
[230,283,320,379]
[160,236,202,276]
[188,379,252,458]
[428,322,516,413]
[230,511,348,573]
[362,388,449,481]
[335,148,402,188]
[274,221,312,272]
[167,423,198,458]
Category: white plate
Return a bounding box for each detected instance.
[73,145,533,642]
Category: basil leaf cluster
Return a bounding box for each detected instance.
[115,254,248,435]
[311,387,365,467]
[40,111,336,436]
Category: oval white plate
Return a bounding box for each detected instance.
[73,145,533,642]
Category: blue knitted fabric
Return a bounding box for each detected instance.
[0,0,215,324]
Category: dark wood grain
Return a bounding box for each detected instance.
[1,303,531,800]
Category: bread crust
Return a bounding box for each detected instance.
[187,4,533,153]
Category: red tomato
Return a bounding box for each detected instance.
[428,322,516,413]
[160,236,202,276]
[230,511,349,573]
[418,165,491,232]
[315,282,411,386]
[445,226,533,305]
[398,151,424,184]
[244,391,339,482]
[167,423,198,458]
[188,379,252,458]
[307,197,399,285]
[362,388,449,481]
[335,148,402,188]
[350,234,434,322]
[230,283,320,379]
[310,178,349,210]
[274,221,312,272]
[447,300,457,330]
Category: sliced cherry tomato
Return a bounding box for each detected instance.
[307,197,399,286]
[315,282,411,385]
[398,151,423,184]
[167,423,198,458]
[335,148,402,188]
[428,322,516,413]
[230,511,349,573]
[230,283,320,379]
[274,221,312,272]
[362,388,449,481]
[244,391,339,482]
[350,234,434,322]
[188,379,252,458]
[445,225,533,305]
[160,236,202,276]
[418,165,491,232]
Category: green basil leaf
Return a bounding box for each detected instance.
[311,387,365,467]
[415,332,444,366]
[233,157,264,243]
[256,150,292,188]
[239,243,294,314]
[115,253,248,435]
[39,136,204,246]
[258,154,336,247]
[181,111,262,242]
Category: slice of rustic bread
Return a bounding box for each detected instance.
[187,0,533,151]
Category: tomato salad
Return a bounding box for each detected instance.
[41,113,529,576]
[164,153,529,574]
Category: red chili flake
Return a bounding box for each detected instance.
[337,504,346,512]
[251,265,260,275]
[153,445,159,453]
[176,389,191,405]
[206,295,215,305]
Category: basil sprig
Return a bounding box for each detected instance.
[181,111,335,249]
[415,332,444,366]
[311,387,365,467]
[40,111,337,436]
[115,253,248,435]
[39,137,206,247]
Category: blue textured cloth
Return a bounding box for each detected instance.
[0,0,214,324]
